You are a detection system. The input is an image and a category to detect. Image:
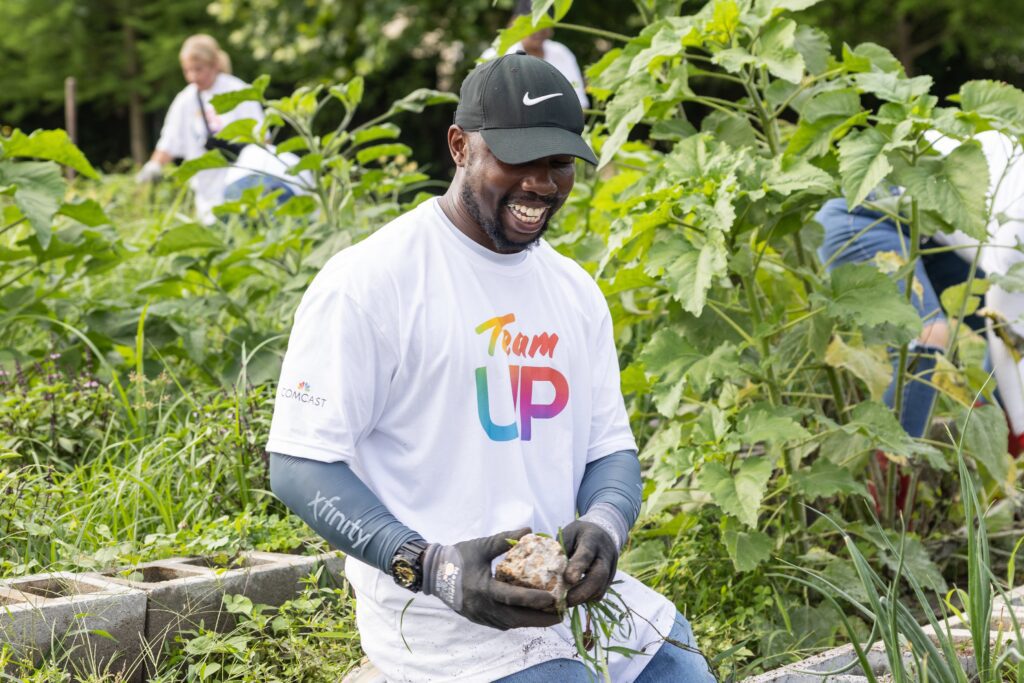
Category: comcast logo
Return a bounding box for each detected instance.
[279,379,327,408]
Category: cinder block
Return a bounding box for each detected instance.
[0,572,146,682]
[96,558,221,671]
[96,551,345,673]
[742,643,888,682]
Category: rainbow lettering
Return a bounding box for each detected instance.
[474,314,568,441]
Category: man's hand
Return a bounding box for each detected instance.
[422,527,562,630]
[561,519,618,607]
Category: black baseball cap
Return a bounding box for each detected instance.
[455,51,597,165]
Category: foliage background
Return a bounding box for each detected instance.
[1,0,1022,170]
[4,0,1024,680]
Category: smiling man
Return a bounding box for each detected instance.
[266,53,715,682]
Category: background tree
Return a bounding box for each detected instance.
[803,0,1024,85]
[1,0,1020,169]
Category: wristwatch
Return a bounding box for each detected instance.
[390,539,429,592]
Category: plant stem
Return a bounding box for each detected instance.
[554,22,632,43]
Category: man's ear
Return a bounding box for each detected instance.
[448,125,469,167]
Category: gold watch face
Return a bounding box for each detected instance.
[393,560,416,587]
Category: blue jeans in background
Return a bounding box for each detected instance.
[815,197,986,438]
[223,174,296,204]
[494,612,716,682]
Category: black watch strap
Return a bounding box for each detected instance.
[390,539,429,592]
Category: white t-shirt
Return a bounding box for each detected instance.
[267,198,675,682]
[155,72,265,223]
[482,40,589,108]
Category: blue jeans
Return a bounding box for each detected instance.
[494,612,716,682]
[815,197,987,438]
[223,174,296,203]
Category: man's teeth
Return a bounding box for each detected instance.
[508,203,545,223]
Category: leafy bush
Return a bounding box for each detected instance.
[3,0,1024,678]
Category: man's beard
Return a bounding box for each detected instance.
[460,183,550,253]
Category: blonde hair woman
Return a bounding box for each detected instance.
[135,34,265,225]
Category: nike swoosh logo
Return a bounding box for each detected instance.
[522,92,563,106]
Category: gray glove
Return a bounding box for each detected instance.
[135,160,163,184]
[421,527,562,630]
[563,502,627,607]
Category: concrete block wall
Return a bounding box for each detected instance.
[0,572,147,682]
[744,585,1024,682]
[1,551,344,681]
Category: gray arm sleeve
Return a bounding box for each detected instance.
[576,450,643,529]
[269,452,422,573]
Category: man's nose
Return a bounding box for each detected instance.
[520,165,557,196]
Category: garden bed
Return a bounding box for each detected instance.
[0,551,344,680]
[745,586,1024,681]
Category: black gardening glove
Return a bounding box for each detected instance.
[562,518,619,607]
[421,527,563,630]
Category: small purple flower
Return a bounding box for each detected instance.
[49,353,61,360]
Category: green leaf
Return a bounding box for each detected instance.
[846,402,943,467]
[699,456,773,528]
[793,25,830,75]
[210,75,269,114]
[274,195,317,217]
[387,89,459,116]
[215,119,260,144]
[647,233,727,316]
[329,76,365,110]
[275,137,308,155]
[893,142,990,240]
[765,155,834,196]
[152,223,223,256]
[793,458,869,499]
[854,72,933,103]
[494,13,557,57]
[57,199,110,227]
[838,127,893,209]
[172,151,229,182]
[846,43,904,74]
[531,0,572,23]
[754,17,805,83]
[598,100,647,169]
[289,153,323,175]
[961,404,1010,484]
[959,80,1024,129]
[825,263,921,337]
[639,325,703,416]
[356,143,412,165]
[801,89,861,123]
[737,403,809,444]
[0,160,64,247]
[875,532,947,593]
[825,335,891,401]
[353,123,401,146]
[1,129,99,179]
[720,516,773,572]
[939,278,989,318]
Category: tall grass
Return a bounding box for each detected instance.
[790,404,1024,681]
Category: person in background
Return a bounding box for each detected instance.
[815,130,1024,460]
[134,34,265,224]
[481,0,589,108]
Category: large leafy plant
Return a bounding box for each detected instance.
[524,0,1024,579]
